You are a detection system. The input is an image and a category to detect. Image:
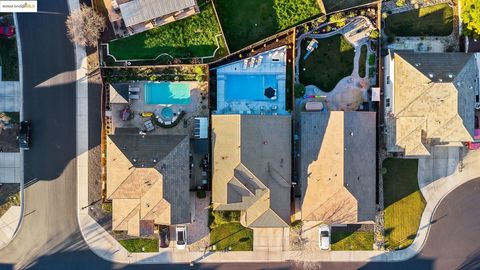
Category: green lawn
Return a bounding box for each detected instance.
[108,0,228,61]
[322,0,376,13]
[118,238,159,252]
[385,3,453,36]
[209,210,253,251]
[0,38,19,81]
[214,0,322,51]
[359,45,367,78]
[383,158,426,250]
[299,35,355,91]
[331,231,374,251]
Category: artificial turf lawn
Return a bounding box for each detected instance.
[299,35,355,91]
[384,3,453,37]
[383,158,426,250]
[214,0,322,51]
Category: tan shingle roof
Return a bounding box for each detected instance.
[390,52,476,156]
[300,112,376,223]
[212,115,291,228]
[107,134,190,236]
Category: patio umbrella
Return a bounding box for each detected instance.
[264,87,276,99]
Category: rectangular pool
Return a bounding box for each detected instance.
[144,82,191,104]
[224,74,277,101]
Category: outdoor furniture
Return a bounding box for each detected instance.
[129,87,140,92]
[271,105,278,111]
[264,87,276,99]
[144,120,155,132]
[129,94,139,100]
[243,59,248,70]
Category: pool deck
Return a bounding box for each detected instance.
[109,81,209,136]
[215,46,289,115]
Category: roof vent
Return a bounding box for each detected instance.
[428,73,434,78]
[438,78,443,82]
[132,158,137,163]
[350,131,354,136]
[152,158,158,163]
[448,74,453,78]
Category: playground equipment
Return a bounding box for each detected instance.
[303,39,318,61]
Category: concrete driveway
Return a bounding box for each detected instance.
[418,146,460,187]
[253,228,288,251]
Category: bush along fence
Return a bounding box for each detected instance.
[101,65,208,83]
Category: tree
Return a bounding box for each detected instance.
[66,4,105,47]
[462,0,480,38]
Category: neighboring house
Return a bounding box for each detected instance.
[211,115,292,229]
[299,111,376,224]
[384,51,478,157]
[107,0,199,36]
[106,130,190,236]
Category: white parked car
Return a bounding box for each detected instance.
[319,224,330,250]
[175,225,187,249]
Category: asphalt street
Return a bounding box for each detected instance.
[0,1,478,270]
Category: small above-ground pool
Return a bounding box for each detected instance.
[160,107,174,121]
[224,74,277,101]
[144,82,191,104]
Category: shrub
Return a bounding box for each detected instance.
[368,54,376,65]
[369,29,380,39]
[294,83,306,98]
[395,0,406,7]
[369,67,376,77]
[196,190,207,198]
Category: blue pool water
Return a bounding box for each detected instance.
[224,74,277,101]
[144,82,191,104]
[161,107,174,120]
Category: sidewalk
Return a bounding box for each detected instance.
[0,13,25,249]
[72,1,480,265]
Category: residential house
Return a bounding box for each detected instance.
[384,51,478,157]
[107,0,199,36]
[211,114,291,250]
[106,131,190,236]
[299,111,376,224]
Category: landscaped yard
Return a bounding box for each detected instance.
[384,3,453,37]
[118,238,159,252]
[0,36,18,81]
[209,210,253,251]
[214,0,322,51]
[331,231,374,250]
[299,35,355,91]
[0,184,20,218]
[108,0,228,61]
[358,45,367,77]
[383,158,426,250]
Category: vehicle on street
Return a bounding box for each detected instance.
[18,121,31,150]
[0,25,14,37]
[160,226,169,248]
[319,224,330,250]
[175,225,187,249]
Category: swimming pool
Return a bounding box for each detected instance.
[144,82,191,104]
[224,74,277,101]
